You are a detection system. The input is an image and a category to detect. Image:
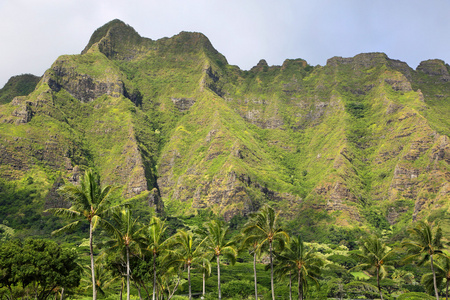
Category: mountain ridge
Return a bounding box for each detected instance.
[0,19,449,236]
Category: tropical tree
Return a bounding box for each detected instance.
[352,235,396,300]
[239,232,262,300]
[45,169,116,300]
[81,261,118,298]
[102,208,145,300]
[0,238,82,300]
[422,253,450,300]
[145,216,169,300]
[164,230,210,300]
[242,204,289,300]
[201,220,238,300]
[402,220,446,300]
[274,235,323,300]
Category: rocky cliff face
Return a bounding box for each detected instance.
[0,20,449,230]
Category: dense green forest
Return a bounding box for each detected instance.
[1,169,448,300]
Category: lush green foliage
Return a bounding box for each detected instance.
[0,238,82,300]
[0,74,40,104]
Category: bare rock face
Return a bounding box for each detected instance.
[11,98,33,124]
[390,164,420,198]
[417,59,450,82]
[239,98,285,129]
[157,150,180,194]
[386,204,409,225]
[432,135,450,164]
[148,188,164,213]
[384,76,413,92]
[171,97,196,112]
[43,61,124,103]
[44,177,70,210]
[327,53,389,70]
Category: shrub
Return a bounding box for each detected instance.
[397,292,434,300]
[222,280,254,299]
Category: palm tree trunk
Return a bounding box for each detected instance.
[217,255,222,300]
[270,241,275,300]
[127,246,130,300]
[377,267,383,300]
[153,252,157,300]
[298,270,303,300]
[120,280,123,300]
[188,265,192,300]
[289,272,292,300]
[431,254,440,300]
[202,262,206,296]
[253,251,258,300]
[89,222,97,300]
[60,288,64,300]
[446,279,448,300]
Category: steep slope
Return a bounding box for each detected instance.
[0,20,449,235]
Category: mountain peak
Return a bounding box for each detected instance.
[81,19,144,57]
[417,59,450,79]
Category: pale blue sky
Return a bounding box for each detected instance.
[1,0,449,87]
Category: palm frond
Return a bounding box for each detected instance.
[45,207,81,219]
[51,221,81,236]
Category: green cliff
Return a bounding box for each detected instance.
[0,19,449,235]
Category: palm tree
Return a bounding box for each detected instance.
[45,169,116,300]
[102,208,145,300]
[145,216,169,300]
[402,220,445,300]
[164,230,210,300]
[274,235,323,300]
[81,261,119,298]
[352,235,396,300]
[239,232,262,300]
[201,220,238,300]
[242,204,289,300]
[422,253,450,300]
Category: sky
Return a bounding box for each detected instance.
[1,0,450,87]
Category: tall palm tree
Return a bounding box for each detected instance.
[201,220,238,300]
[274,236,323,300]
[240,233,263,300]
[164,230,210,300]
[102,208,145,300]
[45,169,116,300]
[242,205,289,300]
[145,216,169,300]
[81,261,119,298]
[352,235,396,300]
[402,220,445,300]
[422,253,450,300]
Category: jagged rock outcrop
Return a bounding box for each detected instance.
[417,59,450,82]
[43,61,124,102]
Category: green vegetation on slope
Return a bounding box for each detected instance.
[0,21,449,241]
[0,74,40,104]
